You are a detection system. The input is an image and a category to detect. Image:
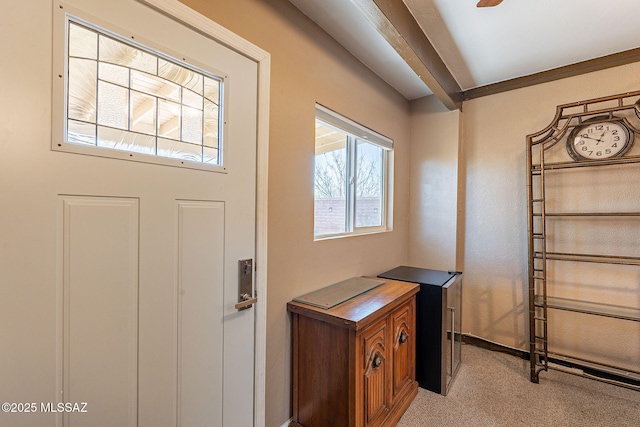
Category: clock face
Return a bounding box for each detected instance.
[567,119,633,160]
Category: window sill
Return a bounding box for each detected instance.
[313,227,391,242]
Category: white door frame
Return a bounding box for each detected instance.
[137,1,269,425]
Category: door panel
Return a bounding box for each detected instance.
[390,300,414,403]
[177,201,225,427]
[362,318,389,427]
[61,196,139,427]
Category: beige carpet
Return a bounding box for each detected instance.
[398,344,640,427]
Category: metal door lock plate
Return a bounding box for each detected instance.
[235,259,257,310]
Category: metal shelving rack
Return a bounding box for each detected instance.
[527,91,640,391]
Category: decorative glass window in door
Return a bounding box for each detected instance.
[65,19,224,166]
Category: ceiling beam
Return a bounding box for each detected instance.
[349,0,462,110]
[463,47,640,101]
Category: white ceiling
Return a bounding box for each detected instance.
[289,0,640,101]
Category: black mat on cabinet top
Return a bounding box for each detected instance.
[377,266,456,288]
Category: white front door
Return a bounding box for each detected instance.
[0,1,262,426]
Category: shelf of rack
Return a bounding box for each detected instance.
[532,212,640,217]
[532,251,640,266]
[533,296,640,322]
[531,154,640,171]
[533,252,640,265]
[546,356,640,392]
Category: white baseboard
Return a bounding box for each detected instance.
[280,418,293,427]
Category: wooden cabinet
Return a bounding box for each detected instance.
[288,278,419,427]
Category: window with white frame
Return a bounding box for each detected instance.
[58,17,225,169]
[314,105,393,239]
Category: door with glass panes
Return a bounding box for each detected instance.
[0,1,258,426]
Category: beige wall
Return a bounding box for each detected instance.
[413,64,640,369]
[180,1,412,425]
[408,96,461,271]
[461,62,640,349]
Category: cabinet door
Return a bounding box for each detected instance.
[362,317,390,427]
[391,299,415,403]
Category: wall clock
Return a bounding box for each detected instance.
[566,116,634,161]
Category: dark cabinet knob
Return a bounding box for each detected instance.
[372,353,383,369]
[399,331,408,344]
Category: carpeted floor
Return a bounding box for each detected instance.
[398,344,640,427]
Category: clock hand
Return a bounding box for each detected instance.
[580,135,600,142]
[580,132,606,144]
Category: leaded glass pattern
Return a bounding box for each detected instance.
[66,20,223,165]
